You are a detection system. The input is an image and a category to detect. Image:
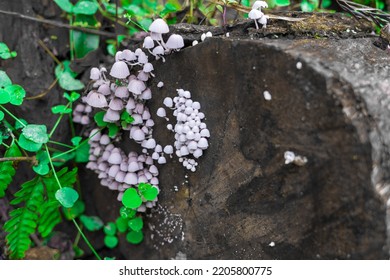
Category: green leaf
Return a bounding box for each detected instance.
[79,215,104,231]
[32,150,50,176]
[104,235,118,248]
[5,84,26,106]
[107,123,119,138]
[128,217,143,232]
[72,31,100,59]
[94,111,107,127]
[106,43,116,57]
[52,151,75,167]
[51,105,72,114]
[0,70,12,87]
[119,206,136,219]
[64,91,80,102]
[116,216,129,233]
[75,142,90,163]
[0,143,21,197]
[54,0,74,13]
[138,183,158,201]
[71,136,82,146]
[18,134,43,152]
[275,0,290,6]
[0,89,11,104]
[14,118,27,130]
[0,42,16,60]
[104,222,117,236]
[126,230,143,244]
[73,1,98,15]
[62,200,85,220]
[55,187,79,208]
[0,111,4,121]
[73,246,84,258]
[4,177,44,259]
[37,200,61,237]
[122,188,142,209]
[55,61,84,91]
[300,0,316,11]
[22,124,49,144]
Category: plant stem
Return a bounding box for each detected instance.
[0,105,27,128]
[1,142,10,149]
[49,103,71,138]
[48,140,73,149]
[45,144,62,190]
[71,219,102,260]
[69,16,74,61]
[0,156,36,163]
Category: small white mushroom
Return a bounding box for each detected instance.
[128,79,146,95]
[115,86,129,99]
[163,145,174,154]
[108,165,120,178]
[263,90,272,101]
[90,67,100,80]
[85,91,108,108]
[165,34,184,50]
[197,138,209,149]
[157,81,164,88]
[128,161,140,172]
[103,109,120,122]
[97,83,111,96]
[124,172,138,185]
[131,128,145,142]
[157,107,166,118]
[143,36,154,49]
[143,63,154,73]
[110,61,130,79]
[115,171,126,183]
[99,135,110,145]
[109,98,124,111]
[157,156,167,164]
[248,9,264,29]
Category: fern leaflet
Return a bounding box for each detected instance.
[0,143,21,198]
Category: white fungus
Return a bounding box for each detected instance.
[263,90,272,101]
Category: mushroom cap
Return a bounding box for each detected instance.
[137,70,150,82]
[252,0,268,10]
[180,146,189,156]
[149,18,169,34]
[108,165,120,178]
[124,172,138,185]
[126,98,136,110]
[145,119,155,127]
[97,83,111,96]
[122,49,137,61]
[90,67,100,80]
[193,149,203,158]
[128,79,146,95]
[156,107,166,118]
[143,63,154,73]
[200,128,210,137]
[143,36,154,49]
[142,138,157,149]
[110,61,130,79]
[85,91,108,108]
[128,161,140,172]
[137,52,148,64]
[115,171,126,183]
[103,109,121,122]
[115,86,129,99]
[248,9,263,20]
[258,15,268,25]
[149,165,159,175]
[197,138,209,149]
[157,81,164,88]
[163,145,174,154]
[109,98,124,111]
[155,144,163,153]
[152,46,165,56]
[100,134,110,145]
[163,97,173,108]
[131,128,145,142]
[108,152,122,165]
[150,177,159,185]
[165,34,185,50]
[141,88,152,100]
[157,156,167,164]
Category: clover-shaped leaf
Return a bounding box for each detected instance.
[51,105,72,114]
[122,188,142,209]
[0,71,12,88]
[55,187,79,208]
[79,215,104,231]
[104,235,118,249]
[138,183,159,201]
[103,222,117,236]
[62,200,85,220]
[64,91,81,102]
[32,150,50,175]
[22,124,49,144]
[5,85,25,106]
[126,230,143,244]
[128,217,143,232]
[18,134,42,152]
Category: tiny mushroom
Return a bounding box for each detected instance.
[149,18,169,43]
[165,34,184,51]
[90,67,100,80]
[143,36,154,49]
[248,9,263,29]
[110,61,130,79]
[85,91,108,108]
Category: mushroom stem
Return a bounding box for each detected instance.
[254,20,259,30]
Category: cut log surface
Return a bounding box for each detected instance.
[121,35,389,260]
[0,2,389,259]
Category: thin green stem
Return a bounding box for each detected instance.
[72,219,102,260]
[49,103,71,138]
[48,140,73,149]
[0,105,27,128]
[1,142,10,149]
[69,104,76,138]
[45,144,62,189]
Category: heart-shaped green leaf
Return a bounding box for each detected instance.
[22,124,49,144]
[126,230,143,244]
[80,215,104,231]
[0,111,4,121]
[64,91,81,102]
[5,84,25,106]
[0,70,12,88]
[18,134,43,152]
[0,89,10,104]
[54,0,74,13]
[71,136,82,146]
[62,200,85,220]
[103,222,117,236]
[55,61,84,91]
[75,142,90,163]
[55,187,79,208]
[122,188,142,209]
[138,183,159,201]
[128,217,143,232]
[32,150,50,175]
[119,206,136,219]
[104,235,118,249]
[51,104,72,114]
[73,1,98,15]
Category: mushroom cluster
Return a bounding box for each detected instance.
[248,1,269,29]
[158,89,210,172]
[87,129,159,211]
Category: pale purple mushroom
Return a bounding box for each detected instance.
[103,109,120,122]
[97,83,111,96]
[115,86,129,99]
[109,98,124,111]
[128,79,146,95]
[165,34,184,51]
[131,128,145,141]
[90,67,100,80]
[122,49,137,61]
[156,107,166,118]
[149,18,169,43]
[143,36,154,49]
[124,172,138,185]
[110,61,130,79]
[108,152,122,165]
[85,91,108,108]
[248,9,263,30]
[141,88,152,100]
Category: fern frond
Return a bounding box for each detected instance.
[4,177,44,259]
[0,143,21,198]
